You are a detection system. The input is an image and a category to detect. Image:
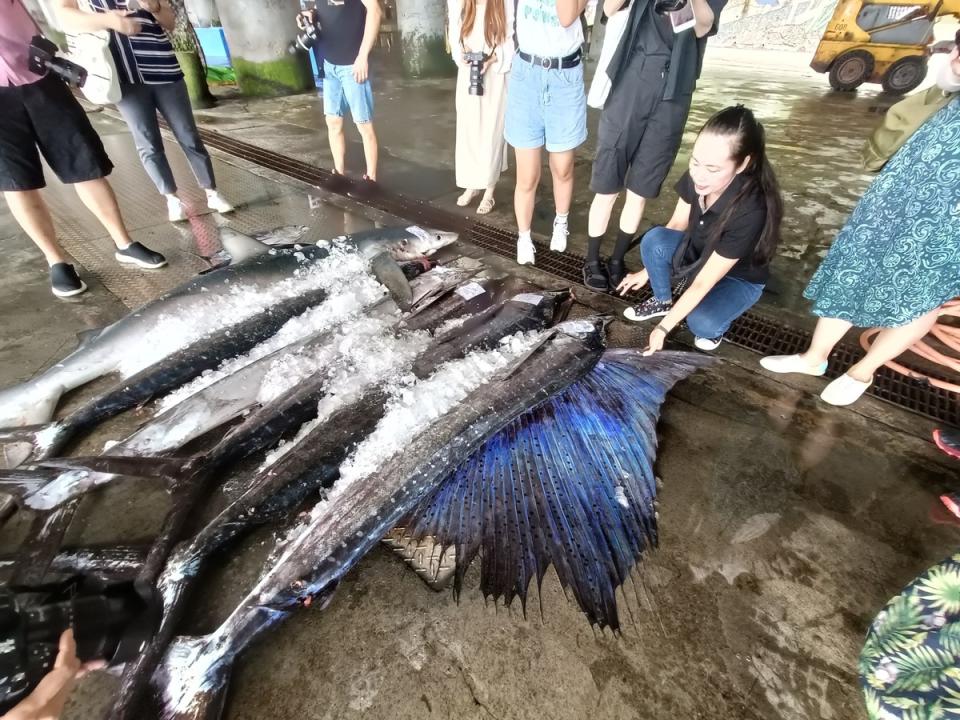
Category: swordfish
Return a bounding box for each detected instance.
[152,317,608,720]
[0,225,455,433]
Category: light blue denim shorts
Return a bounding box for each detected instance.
[504,54,587,153]
[323,59,374,123]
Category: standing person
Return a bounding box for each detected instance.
[506,0,588,266]
[582,0,724,291]
[448,0,513,215]
[1,0,168,298]
[760,43,960,407]
[617,105,783,353]
[302,0,382,182]
[55,0,234,224]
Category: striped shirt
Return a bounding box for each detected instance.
[85,0,182,85]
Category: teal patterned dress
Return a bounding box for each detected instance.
[860,552,960,720]
[804,97,960,328]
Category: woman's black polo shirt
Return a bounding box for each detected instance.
[675,171,769,284]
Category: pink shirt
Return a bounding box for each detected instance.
[0,0,42,86]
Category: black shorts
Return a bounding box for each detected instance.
[0,73,113,192]
[590,53,692,199]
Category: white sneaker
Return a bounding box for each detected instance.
[694,335,723,351]
[759,354,828,376]
[820,373,872,406]
[550,220,568,252]
[517,236,536,265]
[166,195,187,223]
[205,190,234,214]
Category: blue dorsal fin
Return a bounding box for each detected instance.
[406,350,712,631]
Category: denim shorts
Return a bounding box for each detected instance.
[504,55,587,153]
[323,60,374,123]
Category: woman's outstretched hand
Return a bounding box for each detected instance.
[617,269,649,296]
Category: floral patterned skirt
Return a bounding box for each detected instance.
[804,98,960,328]
[860,552,960,719]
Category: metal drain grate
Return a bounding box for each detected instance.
[192,127,959,427]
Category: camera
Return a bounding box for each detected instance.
[27,35,87,88]
[0,577,160,714]
[289,13,320,54]
[654,0,687,14]
[463,52,488,96]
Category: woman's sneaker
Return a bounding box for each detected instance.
[166,195,187,222]
[205,189,234,214]
[623,297,672,323]
[694,335,723,351]
[49,263,87,298]
[517,235,536,265]
[115,242,168,269]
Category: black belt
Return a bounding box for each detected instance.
[516,49,582,70]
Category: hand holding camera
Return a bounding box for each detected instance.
[108,10,144,36]
[463,51,489,96]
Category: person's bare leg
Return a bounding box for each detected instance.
[619,190,647,234]
[326,115,347,175]
[588,192,617,238]
[4,190,66,264]
[73,178,132,249]
[846,309,940,382]
[514,147,542,233]
[356,121,378,180]
[548,150,574,216]
[801,316,853,365]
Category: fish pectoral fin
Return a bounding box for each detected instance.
[402,350,710,631]
[492,329,559,382]
[75,327,103,349]
[369,251,414,311]
[219,228,272,263]
[38,454,187,480]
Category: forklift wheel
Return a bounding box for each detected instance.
[881,56,928,95]
[828,50,875,91]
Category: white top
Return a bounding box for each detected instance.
[515,0,584,58]
[447,0,515,73]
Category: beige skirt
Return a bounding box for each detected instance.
[455,66,509,190]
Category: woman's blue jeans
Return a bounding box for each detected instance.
[639,226,765,338]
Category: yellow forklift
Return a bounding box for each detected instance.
[812,0,960,94]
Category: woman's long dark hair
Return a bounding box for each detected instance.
[701,105,784,266]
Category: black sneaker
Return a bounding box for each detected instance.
[49,263,87,298]
[623,296,672,322]
[115,242,167,269]
[582,260,609,291]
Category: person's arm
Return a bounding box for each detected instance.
[616,198,692,294]
[353,0,383,83]
[691,0,715,38]
[556,0,588,28]
[603,0,629,17]
[55,0,142,36]
[138,0,175,32]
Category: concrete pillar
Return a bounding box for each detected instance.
[396,0,455,78]
[185,0,220,27]
[214,0,313,96]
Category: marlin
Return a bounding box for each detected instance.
[151,317,610,720]
[0,225,455,435]
[52,289,571,720]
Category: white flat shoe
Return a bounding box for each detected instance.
[820,374,872,406]
[205,190,234,214]
[477,195,495,215]
[760,354,828,376]
[516,236,535,265]
[166,195,187,223]
[457,189,478,207]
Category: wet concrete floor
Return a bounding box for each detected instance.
[0,50,957,720]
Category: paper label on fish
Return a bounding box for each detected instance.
[512,293,543,306]
[406,226,432,243]
[455,283,486,300]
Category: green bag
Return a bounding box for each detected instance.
[861,85,956,172]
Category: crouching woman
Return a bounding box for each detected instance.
[617,105,783,353]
